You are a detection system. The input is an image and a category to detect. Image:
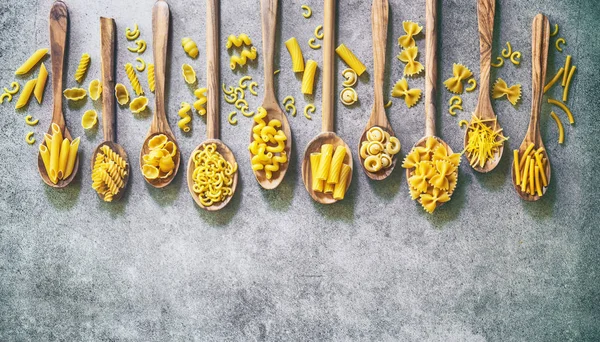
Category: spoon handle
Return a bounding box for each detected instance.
[206,0,220,140]
[371,0,388,115]
[527,14,550,142]
[260,0,277,100]
[100,17,116,142]
[424,0,437,137]
[322,0,335,133]
[476,0,495,111]
[49,1,68,127]
[152,0,170,132]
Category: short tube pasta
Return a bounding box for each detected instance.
[310,153,324,192]
[285,37,305,72]
[58,138,70,179]
[15,48,48,75]
[335,44,366,76]
[316,144,333,180]
[327,146,346,184]
[34,63,48,104]
[301,60,318,95]
[333,164,351,200]
[39,144,51,173]
[64,137,80,179]
[15,79,37,109]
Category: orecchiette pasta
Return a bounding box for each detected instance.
[75,53,90,83]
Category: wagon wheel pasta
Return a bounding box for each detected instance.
[75,53,90,83]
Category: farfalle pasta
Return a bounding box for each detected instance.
[178,102,192,132]
[88,79,102,101]
[443,63,473,94]
[398,21,423,48]
[391,78,421,108]
[492,78,521,105]
[75,53,90,83]
[397,47,424,77]
[360,126,401,173]
[190,143,237,207]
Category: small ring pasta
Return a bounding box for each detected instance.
[448,104,463,116]
[301,5,312,18]
[238,76,252,89]
[308,38,321,50]
[25,132,35,144]
[466,79,477,92]
[304,104,315,120]
[314,25,324,39]
[135,57,146,71]
[490,57,504,68]
[550,23,559,37]
[510,51,521,65]
[228,111,238,125]
[25,115,39,126]
[0,92,12,103]
[501,42,512,58]
[248,82,258,96]
[458,120,468,128]
[448,95,462,106]
[4,82,19,95]
[555,38,565,52]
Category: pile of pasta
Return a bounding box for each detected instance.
[39,123,80,184]
[360,127,401,173]
[402,137,460,214]
[190,143,238,207]
[92,145,128,202]
[491,42,522,68]
[464,115,508,168]
[222,76,258,125]
[249,107,288,180]
[309,144,351,200]
[141,134,177,180]
[513,144,548,197]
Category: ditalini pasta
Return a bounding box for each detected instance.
[33,63,48,104]
[391,78,421,108]
[492,78,521,106]
[309,143,351,200]
[124,63,144,95]
[248,107,288,180]
[15,79,37,109]
[115,83,129,105]
[335,44,366,76]
[190,143,237,207]
[81,109,98,129]
[181,37,199,58]
[397,46,424,77]
[285,37,305,72]
[15,48,48,75]
[147,63,155,92]
[360,127,401,173]
[301,60,318,95]
[464,115,508,168]
[63,87,87,101]
[92,145,128,202]
[443,63,473,94]
[39,123,80,183]
[230,47,258,69]
[74,53,90,83]
[398,21,423,48]
[129,96,149,114]
[178,102,192,132]
[142,134,177,180]
[181,63,197,84]
[225,34,252,49]
[513,144,548,197]
[88,79,102,101]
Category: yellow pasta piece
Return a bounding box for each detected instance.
[519,143,535,170]
[534,165,542,196]
[225,34,252,49]
[147,63,155,92]
[448,104,462,116]
[466,79,477,92]
[458,120,468,128]
[327,146,346,184]
[301,5,312,18]
[443,63,472,94]
[230,47,258,69]
[501,42,512,58]
[302,60,318,95]
[310,153,324,192]
[391,78,421,108]
[550,23,559,37]
[128,40,147,54]
[125,24,140,40]
[397,46,424,77]
[0,93,12,103]
[555,38,565,52]
[384,100,392,108]
[513,149,521,186]
[308,38,321,50]
[181,37,199,58]
[448,96,462,106]
[543,67,564,94]
[142,165,159,179]
[92,143,127,201]
[492,78,521,106]
[194,87,208,115]
[314,25,324,39]
[316,144,333,180]
[550,111,565,144]
[562,65,576,102]
[228,111,238,125]
[25,115,38,126]
[81,109,98,129]
[333,164,351,200]
[398,21,423,48]
[304,104,315,120]
[124,63,144,95]
[464,115,508,168]
[15,48,48,75]
[274,70,280,75]
[562,55,572,87]
[238,76,252,89]
[129,96,149,114]
[535,152,548,187]
[25,132,35,145]
[177,102,192,132]
[63,87,86,101]
[335,44,366,76]
[39,144,51,175]
[528,158,535,195]
[58,138,70,180]
[248,82,258,96]
[340,87,357,106]
[548,98,574,124]
[135,57,146,72]
[342,68,357,87]
[15,79,37,109]
[182,63,197,84]
[4,82,19,95]
[115,83,129,105]
[490,56,504,68]
[75,53,90,83]
[510,51,521,65]
[88,79,102,101]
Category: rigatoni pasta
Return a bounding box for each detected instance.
[301,60,318,95]
[285,37,305,72]
[309,143,352,201]
[335,44,366,76]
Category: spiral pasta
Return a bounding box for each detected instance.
[225,34,252,49]
[181,37,199,58]
[75,53,90,83]
[191,143,237,207]
[178,102,192,132]
[92,145,128,202]
[147,63,155,93]
[194,87,207,115]
[124,63,144,95]
[249,107,288,180]
[230,47,258,69]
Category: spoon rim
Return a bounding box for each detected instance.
[139,130,181,188]
[357,124,398,180]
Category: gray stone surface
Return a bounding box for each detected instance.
[1,0,599,340]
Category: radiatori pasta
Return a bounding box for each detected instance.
[248,107,288,180]
[141,134,177,180]
[75,53,90,83]
[360,127,401,173]
[309,144,351,200]
[190,143,237,207]
[92,145,128,202]
[39,123,80,184]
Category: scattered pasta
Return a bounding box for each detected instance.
[248,82,258,96]
[464,115,508,168]
[562,55,571,87]
[135,57,146,72]
[88,79,102,101]
[178,102,192,132]
[492,78,521,106]
[142,134,177,181]
[544,67,564,93]
[550,111,564,144]
[181,37,199,58]
[15,79,37,109]
[283,96,296,117]
[443,63,473,94]
[391,78,421,108]
[63,87,87,101]
[304,104,315,120]
[182,63,197,84]
[550,23,559,37]
[34,64,48,103]
[384,100,392,108]
[129,96,149,114]
[285,37,305,72]
[25,115,39,126]
[230,47,258,69]
[301,60,318,95]
[75,53,90,83]
[398,21,423,48]
[314,25,324,40]
[124,63,144,95]
[340,87,357,106]
[225,34,252,49]
[448,104,462,116]
[25,132,35,145]
[194,87,208,115]
[238,76,252,89]
[125,24,140,40]
[15,48,48,75]
[308,38,321,50]
[190,143,237,207]
[555,38,566,52]
[226,111,238,125]
[128,40,147,54]
[360,126,400,173]
[114,83,129,105]
[310,144,351,200]
[342,68,357,87]
[449,96,462,106]
[39,123,80,183]
[92,145,128,201]
[147,63,155,92]
[336,44,366,76]
[81,109,98,129]
[548,98,574,124]
[490,57,504,68]
[4,82,19,94]
[301,5,312,18]
[563,65,576,102]
[466,79,477,92]
[0,93,12,103]
[458,120,468,128]
[510,51,521,65]
[513,143,549,197]
[397,46,424,77]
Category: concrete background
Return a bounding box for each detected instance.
[1,0,599,340]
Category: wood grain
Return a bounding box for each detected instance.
[322,0,335,133]
[423,0,438,137]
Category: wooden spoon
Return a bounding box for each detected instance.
[301,0,353,204]
[464,0,504,172]
[187,0,238,211]
[252,0,293,189]
[139,0,180,188]
[406,0,455,180]
[38,1,79,188]
[91,17,130,201]
[511,14,551,201]
[358,0,397,180]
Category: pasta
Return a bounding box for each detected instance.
[308,38,321,50]
[225,34,252,49]
[384,100,392,108]
[562,55,571,87]
[510,51,521,65]
[25,132,35,145]
[340,87,357,106]
[563,65,576,102]
[550,23,559,37]
[15,79,37,109]
[88,79,102,101]
[544,67,564,93]
[310,153,324,192]
[301,60,318,95]
[230,47,258,69]
[190,143,237,207]
[548,98,574,124]
[391,78,421,108]
[301,5,312,18]
[228,111,238,125]
[177,102,192,132]
[443,63,473,94]
[360,126,401,173]
[115,83,129,105]
[124,63,144,95]
[314,25,324,39]
[274,70,280,75]
[397,46,424,76]
[181,37,199,58]
[63,87,87,101]
[283,96,296,116]
[466,79,477,92]
[125,24,140,40]
[92,145,128,201]
[57,137,71,179]
[135,57,146,72]
[238,76,252,89]
[81,109,98,129]
[25,115,39,126]
[336,44,366,76]
[147,63,155,92]
[304,104,315,120]
[555,38,565,52]
[492,78,521,106]
[4,82,19,94]
[142,134,177,181]
[241,106,254,117]
[0,93,12,103]
[194,87,207,115]
[448,104,462,116]
[39,145,51,174]
[235,98,248,110]
[458,120,468,128]
[490,57,504,68]
[333,164,351,200]
[75,53,90,83]
[550,111,564,144]
[41,123,80,183]
[398,21,423,48]
[327,146,346,184]
[248,82,258,96]
[15,48,48,75]
[449,96,462,106]
[464,115,508,168]
[316,144,333,180]
[285,38,305,71]
[514,145,548,197]
[182,63,197,84]
[127,40,147,54]
[309,143,351,200]
[249,107,288,179]
[129,96,149,114]
[342,68,357,87]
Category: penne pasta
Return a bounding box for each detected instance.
[15,79,37,109]
[64,137,80,179]
[15,48,48,75]
[49,123,62,183]
[58,138,71,180]
[34,63,48,104]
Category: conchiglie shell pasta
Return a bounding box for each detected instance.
[63,87,87,101]
[81,109,98,129]
[142,164,159,179]
[114,83,129,105]
[129,96,149,114]
[181,64,196,84]
[148,134,168,150]
[88,79,102,100]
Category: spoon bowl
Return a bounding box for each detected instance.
[302,132,353,204]
[92,141,130,201]
[38,127,79,188]
[139,131,180,188]
[511,142,551,201]
[358,125,397,180]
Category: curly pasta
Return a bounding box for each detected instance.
[226,34,252,49]
[92,146,128,202]
[191,143,237,207]
[230,47,258,69]
[181,37,199,58]
[75,53,90,83]
[178,102,192,132]
[128,40,147,54]
[147,63,155,93]
[249,107,288,180]
[124,63,144,95]
[194,87,207,115]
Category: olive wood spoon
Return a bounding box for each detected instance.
[301,0,353,204]
[139,0,180,188]
[406,0,455,181]
[252,0,292,189]
[91,17,130,201]
[464,0,504,172]
[511,14,551,201]
[187,0,238,211]
[358,0,397,180]
[38,1,79,188]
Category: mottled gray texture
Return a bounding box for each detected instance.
[1,0,599,340]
